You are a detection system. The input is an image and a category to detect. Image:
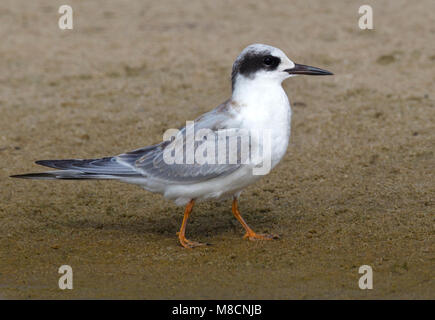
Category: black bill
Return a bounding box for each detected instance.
[285,63,333,76]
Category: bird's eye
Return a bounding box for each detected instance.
[263,56,274,66]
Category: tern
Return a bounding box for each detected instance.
[12,44,332,248]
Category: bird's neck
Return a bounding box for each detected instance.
[231,77,287,107]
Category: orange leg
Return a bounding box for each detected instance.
[177,200,207,249]
[232,198,279,241]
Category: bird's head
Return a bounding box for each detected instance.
[231,44,333,91]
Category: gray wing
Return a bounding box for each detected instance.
[117,100,244,183]
[14,100,246,182]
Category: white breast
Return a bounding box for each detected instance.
[236,83,292,168]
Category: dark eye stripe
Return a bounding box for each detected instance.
[231,51,281,89]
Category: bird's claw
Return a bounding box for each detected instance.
[178,234,208,249]
[243,232,279,241]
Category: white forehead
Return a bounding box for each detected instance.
[238,43,288,60]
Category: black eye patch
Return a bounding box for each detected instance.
[231,51,281,89]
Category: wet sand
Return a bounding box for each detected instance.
[0,0,434,299]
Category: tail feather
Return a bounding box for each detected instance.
[35,157,134,174]
[11,157,141,180]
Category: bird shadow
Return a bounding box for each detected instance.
[57,200,280,239]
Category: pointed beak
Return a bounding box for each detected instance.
[285,63,333,76]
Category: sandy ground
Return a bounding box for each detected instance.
[0,0,434,299]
